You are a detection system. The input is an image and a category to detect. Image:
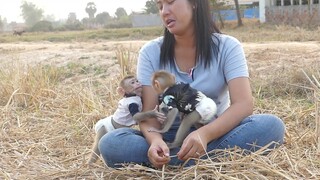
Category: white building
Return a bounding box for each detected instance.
[217,0,259,6]
[259,0,320,25]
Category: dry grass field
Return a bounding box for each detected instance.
[0,24,320,179]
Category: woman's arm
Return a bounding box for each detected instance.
[200,77,253,142]
[139,86,162,141]
[139,85,171,167]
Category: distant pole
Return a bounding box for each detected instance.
[259,0,266,23]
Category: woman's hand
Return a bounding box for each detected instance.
[177,129,207,161]
[148,139,171,168]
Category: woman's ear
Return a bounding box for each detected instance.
[117,87,125,96]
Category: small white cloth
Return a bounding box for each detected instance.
[94,116,115,133]
[112,96,142,126]
[195,92,217,124]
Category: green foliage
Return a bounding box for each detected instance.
[210,0,226,10]
[95,12,111,25]
[0,16,3,31]
[144,0,159,14]
[115,7,127,19]
[104,22,132,29]
[20,1,44,27]
[0,27,163,42]
[85,2,97,19]
[67,13,78,24]
[30,20,53,32]
[2,23,319,43]
[64,22,84,31]
[63,13,83,31]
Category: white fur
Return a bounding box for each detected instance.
[94,116,115,133]
[195,93,217,124]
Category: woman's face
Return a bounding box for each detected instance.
[157,0,194,36]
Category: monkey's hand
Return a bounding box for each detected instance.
[152,106,167,124]
[133,106,159,122]
[148,108,179,133]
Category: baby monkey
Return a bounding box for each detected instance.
[149,70,217,148]
[87,75,143,164]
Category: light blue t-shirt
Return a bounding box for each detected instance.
[137,33,249,116]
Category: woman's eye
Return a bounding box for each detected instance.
[157,4,163,10]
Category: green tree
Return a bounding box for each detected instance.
[95,12,111,25]
[144,0,158,14]
[85,2,97,19]
[115,7,127,19]
[44,14,56,22]
[0,16,3,31]
[30,20,53,32]
[20,1,44,27]
[65,12,83,30]
[67,12,77,24]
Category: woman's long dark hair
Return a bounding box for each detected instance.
[160,0,221,68]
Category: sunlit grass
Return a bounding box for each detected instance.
[1,19,320,43]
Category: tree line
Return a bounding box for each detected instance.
[0,0,244,32]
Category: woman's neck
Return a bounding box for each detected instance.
[174,34,195,48]
[173,35,197,73]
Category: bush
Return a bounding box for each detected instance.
[30,21,53,32]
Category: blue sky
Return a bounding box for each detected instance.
[0,0,148,23]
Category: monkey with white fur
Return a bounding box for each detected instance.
[87,75,143,164]
[149,70,217,149]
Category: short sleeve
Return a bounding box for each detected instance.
[219,35,249,82]
[137,38,163,86]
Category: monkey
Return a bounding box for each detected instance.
[133,100,179,132]
[148,70,218,149]
[87,75,144,164]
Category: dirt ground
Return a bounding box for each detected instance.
[0,40,319,71]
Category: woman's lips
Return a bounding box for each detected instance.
[166,19,175,28]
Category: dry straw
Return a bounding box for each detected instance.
[302,69,320,151]
[1,34,320,179]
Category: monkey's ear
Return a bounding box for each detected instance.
[117,87,125,96]
[154,80,161,91]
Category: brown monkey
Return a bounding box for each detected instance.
[87,75,143,164]
[149,70,217,149]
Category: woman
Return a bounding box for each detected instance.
[99,0,285,168]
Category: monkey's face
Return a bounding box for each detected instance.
[124,78,143,97]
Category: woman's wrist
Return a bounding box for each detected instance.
[140,121,163,144]
[197,124,214,144]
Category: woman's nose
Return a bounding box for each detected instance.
[161,4,170,15]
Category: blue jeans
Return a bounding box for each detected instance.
[98,114,285,168]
